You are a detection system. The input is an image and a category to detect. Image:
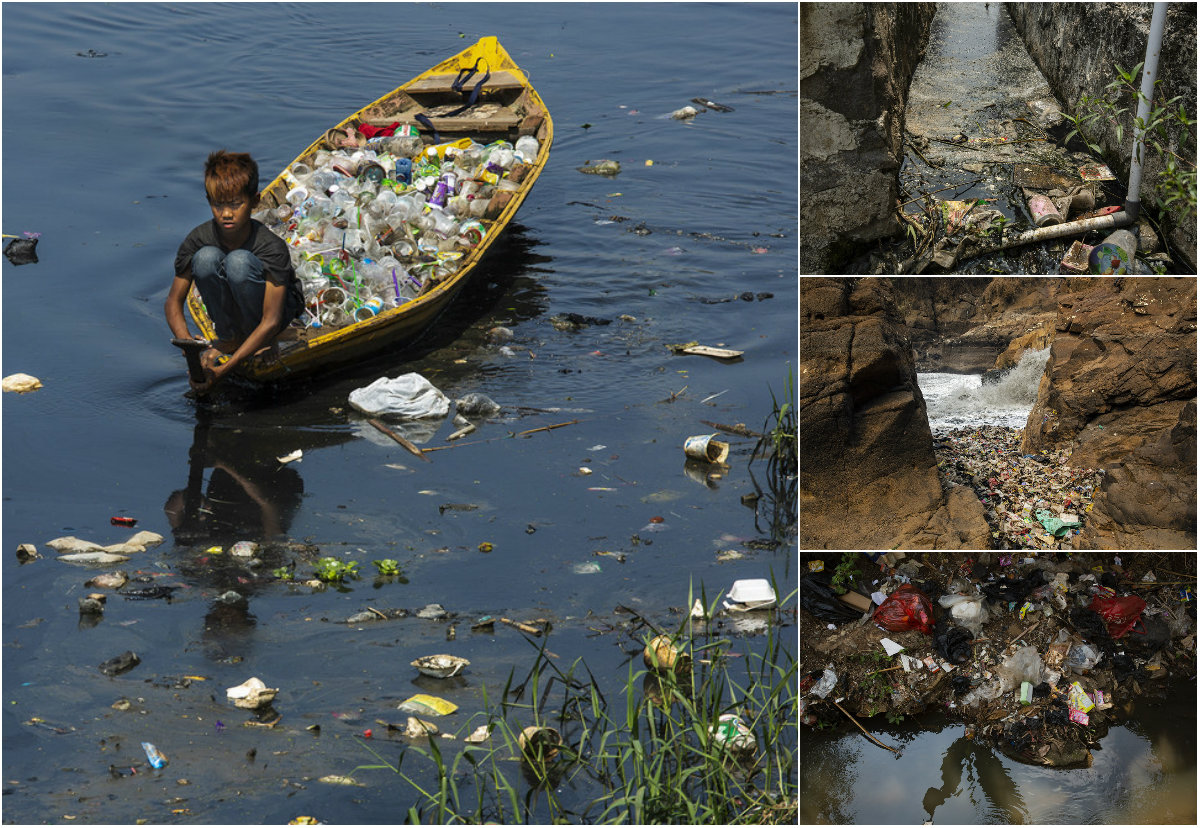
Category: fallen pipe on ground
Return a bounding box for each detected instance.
[967,209,1134,260]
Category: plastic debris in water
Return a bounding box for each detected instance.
[2,373,43,393]
[141,741,167,769]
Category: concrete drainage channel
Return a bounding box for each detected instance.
[800,3,1197,275]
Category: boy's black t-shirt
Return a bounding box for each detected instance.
[174,219,303,313]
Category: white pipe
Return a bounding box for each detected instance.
[972,210,1134,259]
[1125,2,1169,220]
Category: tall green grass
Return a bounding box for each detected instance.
[351,580,797,824]
[750,365,798,541]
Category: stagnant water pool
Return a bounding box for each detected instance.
[801,677,1196,824]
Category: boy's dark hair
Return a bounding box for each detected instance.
[204,150,259,203]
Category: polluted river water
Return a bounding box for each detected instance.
[1,4,798,823]
[800,676,1197,824]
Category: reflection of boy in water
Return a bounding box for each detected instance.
[923,736,1026,822]
[164,459,303,545]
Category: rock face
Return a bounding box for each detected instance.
[800,3,937,273]
[888,278,1064,372]
[1022,278,1197,549]
[1008,3,1197,270]
[800,278,991,549]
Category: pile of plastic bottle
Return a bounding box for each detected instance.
[253,132,540,330]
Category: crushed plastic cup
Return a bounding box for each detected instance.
[226,677,279,709]
[643,634,689,674]
[410,654,470,678]
[517,726,562,763]
[683,433,729,464]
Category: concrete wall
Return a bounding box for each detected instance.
[800,3,937,274]
[1008,2,1197,269]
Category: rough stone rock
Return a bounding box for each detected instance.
[801,277,991,549]
[800,3,938,273]
[1022,277,1196,549]
[1079,400,1196,549]
[889,278,1064,372]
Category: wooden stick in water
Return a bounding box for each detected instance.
[832,700,899,754]
[516,419,579,438]
[368,419,430,462]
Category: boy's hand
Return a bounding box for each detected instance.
[190,348,230,394]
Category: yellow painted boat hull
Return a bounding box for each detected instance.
[186,36,552,383]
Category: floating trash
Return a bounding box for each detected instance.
[642,635,690,674]
[517,725,561,763]
[226,677,279,709]
[397,693,457,717]
[2,373,43,393]
[410,654,470,678]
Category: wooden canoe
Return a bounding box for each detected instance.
[185,36,552,383]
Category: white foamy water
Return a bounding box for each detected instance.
[918,347,1050,432]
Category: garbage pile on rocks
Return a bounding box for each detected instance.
[252,134,539,330]
[932,425,1102,549]
[800,552,1195,767]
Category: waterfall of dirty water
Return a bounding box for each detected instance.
[918,347,1049,432]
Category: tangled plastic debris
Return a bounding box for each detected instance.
[933,425,1101,549]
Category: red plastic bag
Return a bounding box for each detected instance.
[1088,594,1147,639]
[873,584,934,635]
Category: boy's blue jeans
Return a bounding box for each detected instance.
[190,246,277,341]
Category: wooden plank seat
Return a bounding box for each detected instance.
[361,101,522,132]
[405,70,525,95]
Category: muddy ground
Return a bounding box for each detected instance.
[800,552,1196,767]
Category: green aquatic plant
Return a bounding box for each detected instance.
[372,558,402,576]
[314,556,359,583]
[749,365,797,540]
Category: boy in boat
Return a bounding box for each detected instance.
[165,150,303,392]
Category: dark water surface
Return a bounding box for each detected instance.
[801,678,1197,824]
[2,3,797,823]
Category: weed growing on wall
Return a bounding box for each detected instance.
[1062,61,1196,220]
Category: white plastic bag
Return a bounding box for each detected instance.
[348,373,451,419]
[938,593,989,637]
[997,645,1044,691]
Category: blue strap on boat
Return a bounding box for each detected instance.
[445,58,491,117]
[415,113,440,143]
[413,58,490,145]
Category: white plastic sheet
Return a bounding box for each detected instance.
[348,373,451,419]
